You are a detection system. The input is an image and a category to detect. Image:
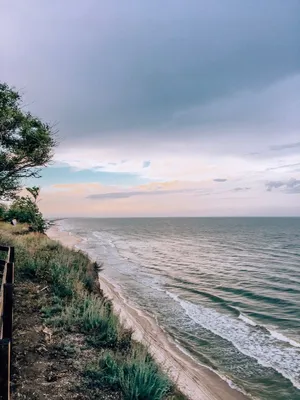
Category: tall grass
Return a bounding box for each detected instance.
[52,293,121,347]
[85,351,171,400]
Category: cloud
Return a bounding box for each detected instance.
[38,180,300,217]
[232,187,251,192]
[1,1,300,157]
[86,182,212,199]
[266,178,300,194]
[266,181,286,191]
[266,162,300,171]
[270,142,300,151]
[143,161,151,168]
[87,188,195,200]
[1,1,300,215]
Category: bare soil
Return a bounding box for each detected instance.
[12,280,123,400]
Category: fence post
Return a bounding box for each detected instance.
[0,338,11,400]
[5,264,14,286]
[2,284,13,341]
[8,247,14,264]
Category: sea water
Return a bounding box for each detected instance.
[59,217,300,399]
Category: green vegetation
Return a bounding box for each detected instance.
[0,223,184,400]
[85,352,171,400]
[0,81,54,230]
[2,186,49,233]
[0,83,56,200]
[0,202,7,219]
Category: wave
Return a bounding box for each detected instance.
[173,339,252,399]
[238,313,257,327]
[169,283,242,316]
[166,291,300,390]
[267,330,300,348]
[93,231,116,248]
[218,286,296,307]
[236,311,300,348]
[237,314,300,347]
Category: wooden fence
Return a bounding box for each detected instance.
[0,246,14,400]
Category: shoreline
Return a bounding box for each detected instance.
[47,225,249,400]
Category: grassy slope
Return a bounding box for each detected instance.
[0,223,186,400]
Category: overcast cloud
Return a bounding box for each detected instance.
[1,0,299,215]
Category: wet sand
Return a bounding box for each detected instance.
[47,225,249,400]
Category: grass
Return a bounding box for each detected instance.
[0,221,185,400]
[51,342,79,358]
[85,351,171,400]
[52,294,120,347]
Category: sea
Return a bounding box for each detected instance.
[58,217,300,400]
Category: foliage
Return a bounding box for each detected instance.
[4,187,49,233]
[29,211,49,233]
[0,83,56,200]
[53,294,119,346]
[3,186,48,233]
[26,186,40,203]
[85,352,172,400]
[0,203,7,219]
[5,196,39,223]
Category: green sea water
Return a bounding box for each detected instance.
[60,217,300,399]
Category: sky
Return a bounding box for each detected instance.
[1,0,300,217]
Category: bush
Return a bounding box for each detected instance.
[0,203,7,220]
[52,294,120,346]
[4,196,37,223]
[85,352,172,400]
[4,187,49,233]
[29,212,49,233]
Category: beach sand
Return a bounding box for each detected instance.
[47,225,249,400]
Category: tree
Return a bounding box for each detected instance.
[4,187,49,233]
[5,196,39,224]
[26,186,40,203]
[0,203,7,220]
[0,83,56,200]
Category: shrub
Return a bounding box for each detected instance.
[4,187,49,233]
[0,203,7,220]
[30,212,49,233]
[85,351,172,400]
[52,294,119,346]
[4,196,38,223]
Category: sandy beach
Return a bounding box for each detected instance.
[47,225,249,400]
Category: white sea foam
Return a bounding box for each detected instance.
[268,330,300,348]
[166,291,300,390]
[173,339,254,398]
[238,313,300,348]
[238,313,257,327]
[166,290,179,301]
[93,231,116,248]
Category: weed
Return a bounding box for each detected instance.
[85,351,172,400]
[52,342,79,358]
